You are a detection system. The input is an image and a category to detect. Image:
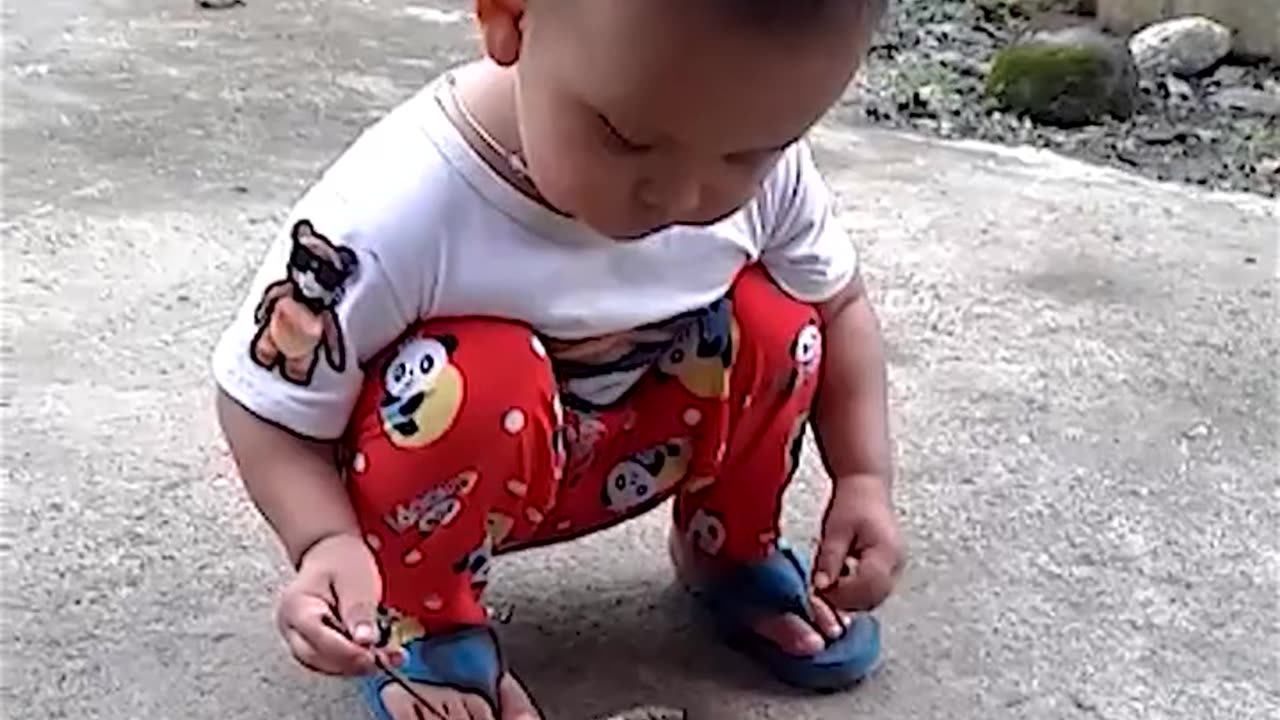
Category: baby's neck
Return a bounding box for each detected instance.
[445,61,542,201]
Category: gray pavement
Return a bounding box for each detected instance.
[3,1,1278,719]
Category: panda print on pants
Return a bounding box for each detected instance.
[686,508,727,556]
[379,334,465,448]
[602,437,692,514]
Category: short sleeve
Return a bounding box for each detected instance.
[756,139,858,304]
[211,186,419,440]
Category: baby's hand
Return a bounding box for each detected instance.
[812,474,905,612]
[275,533,404,676]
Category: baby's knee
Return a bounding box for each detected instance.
[730,266,824,383]
[342,318,559,593]
[351,317,555,452]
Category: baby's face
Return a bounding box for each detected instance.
[480,0,875,239]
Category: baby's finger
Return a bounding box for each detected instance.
[826,548,895,611]
[808,590,847,641]
[296,612,377,675]
[284,628,347,676]
[813,527,854,592]
[377,643,407,668]
[331,551,384,647]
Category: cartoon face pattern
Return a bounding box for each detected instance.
[380,334,465,448]
[602,437,692,513]
[782,321,823,393]
[287,221,357,310]
[793,322,822,371]
[657,299,738,399]
[686,508,727,556]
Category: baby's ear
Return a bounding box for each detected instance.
[475,0,525,66]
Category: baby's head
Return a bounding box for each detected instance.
[476,0,885,238]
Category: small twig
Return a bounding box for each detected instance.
[320,611,448,720]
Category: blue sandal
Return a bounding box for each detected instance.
[358,626,503,720]
[688,541,882,692]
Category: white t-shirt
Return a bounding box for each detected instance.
[212,75,857,440]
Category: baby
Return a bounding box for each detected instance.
[212,1,904,718]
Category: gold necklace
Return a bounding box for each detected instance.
[443,72,530,181]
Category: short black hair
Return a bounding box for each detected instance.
[713,0,889,34]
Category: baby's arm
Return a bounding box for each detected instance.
[810,273,902,611]
[218,388,395,676]
[216,390,358,566]
[211,198,422,563]
[211,206,420,673]
[812,275,892,492]
[757,139,903,610]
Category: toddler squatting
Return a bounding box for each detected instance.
[213,1,905,718]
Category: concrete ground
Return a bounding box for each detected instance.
[2,1,1277,719]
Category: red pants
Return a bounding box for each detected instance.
[341,266,824,639]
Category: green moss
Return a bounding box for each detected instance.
[1253,126,1280,156]
[988,41,1121,124]
[983,45,1105,102]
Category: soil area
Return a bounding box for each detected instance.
[840,0,1280,197]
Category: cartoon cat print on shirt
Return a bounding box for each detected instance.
[250,219,358,386]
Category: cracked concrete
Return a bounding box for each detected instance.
[3,1,1278,719]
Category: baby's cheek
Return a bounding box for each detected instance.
[540,153,614,211]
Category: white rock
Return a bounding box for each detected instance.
[1129,16,1234,77]
[1211,87,1280,117]
[1162,75,1196,104]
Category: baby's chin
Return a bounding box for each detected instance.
[588,206,745,241]
[576,213,671,242]
[520,186,661,240]
[609,225,671,242]
[552,190,738,241]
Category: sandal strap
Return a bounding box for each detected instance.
[687,543,883,692]
[696,544,816,629]
[362,625,502,716]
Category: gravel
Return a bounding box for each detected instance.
[838,0,1280,197]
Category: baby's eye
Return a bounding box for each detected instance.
[598,113,652,155]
